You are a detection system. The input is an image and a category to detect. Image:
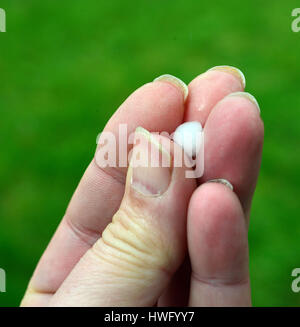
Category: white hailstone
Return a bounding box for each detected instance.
[173,121,203,158]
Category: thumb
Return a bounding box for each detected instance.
[49,127,196,306]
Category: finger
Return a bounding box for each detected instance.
[199,92,264,218]
[160,66,245,306]
[188,181,251,307]
[185,66,245,125]
[49,129,196,306]
[21,75,188,306]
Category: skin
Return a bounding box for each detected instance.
[21,67,264,307]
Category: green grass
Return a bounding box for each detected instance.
[1,0,300,306]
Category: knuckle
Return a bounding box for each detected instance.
[91,205,172,275]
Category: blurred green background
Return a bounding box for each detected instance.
[1,0,300,306]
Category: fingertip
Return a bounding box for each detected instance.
[188,182,248,282]
[187,181,252,306]
[202,92,264,214]
[208,65,246,89]
[107,79,186,138]
[153,74,189,101]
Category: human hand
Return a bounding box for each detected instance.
[21,66,263,307]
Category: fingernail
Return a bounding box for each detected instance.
[226,91,261,114]
[207,179,233,191]
[130,127,172,197]
[154,74,189,101]
[208,66,246,89]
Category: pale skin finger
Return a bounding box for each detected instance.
[21,77,188,306]
[185,94,263,307]
[164,93,263,306]
[185,66,263,216]
[160,66,251,306]
[188,182,251,307]
[49,131,196,306]
[199,93,264,218]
